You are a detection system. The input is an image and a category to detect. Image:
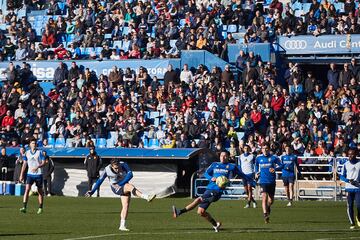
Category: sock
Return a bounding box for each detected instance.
[120,219,126,227]
[263,212,268,218]
[39,203,43,209]
[209,217,217,226]
[140,193,149,200]
[179,208,187,215]
[247,200,251,205]
[23,202,27,208]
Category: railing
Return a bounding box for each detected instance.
[192,156,349,201]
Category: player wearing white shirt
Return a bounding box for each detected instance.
[340,149,360,229]
[19,139,46,214]
[86,159,156,231]
[238,145,257,208]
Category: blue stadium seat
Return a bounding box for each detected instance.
[48,137,55,147]
[148,139,159,148]
[302,3,311,13]
[170,40,177,48]
[104,34,112,39]
[149,111,160,119]
[201,111,211,121]
[113,40,122,48]
[143,138,149,148]
[65,138,73,147]
[179,19,186,27]
[96,138,107,148]
[58,2,67,15]
[227,25,237,33]
[236,132,244,140]
[95,47,103,55]
[55,138,66,148]
[123,27,129,35]
[0,24,6,31]
[222,25,228,31]
[106,139,115,148]
[121,41,130,52]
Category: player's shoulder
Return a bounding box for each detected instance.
[256,154,265,159]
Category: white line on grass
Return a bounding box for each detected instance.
[63,229,359,240]
[314,237,360,240]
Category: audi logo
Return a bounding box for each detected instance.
[284,40,307,50]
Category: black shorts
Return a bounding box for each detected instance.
[260,183,276,196]
[282,176,295,186]
[199,189,222,210]
[26,175,43,189]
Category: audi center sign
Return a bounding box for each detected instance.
[279,34,360,55]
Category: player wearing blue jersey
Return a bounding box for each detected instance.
[340,149,360,229]
[238,145,257,208]
[172,151,254,232]
[85,159,156,231]
[281,145,301,207]
[255,143,283,223]
[19,139,46,214]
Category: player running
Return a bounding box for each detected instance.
[85,159,156,231]
[238,145,257,208]
[172,151,254,232]
[280,145,301,207]
[255,143,283,224]
[340,148,360,229]
[19,138,46,214]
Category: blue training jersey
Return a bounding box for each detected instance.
[281,154,301,177]
[204,162,251,192]
[90,162,133,195]
[255,154,283,184]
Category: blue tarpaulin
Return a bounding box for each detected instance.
[5,147,206,160]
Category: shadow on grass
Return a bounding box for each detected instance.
[0,232,70,237]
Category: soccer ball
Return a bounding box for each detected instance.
[216,176,229,188]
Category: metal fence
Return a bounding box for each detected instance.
[192,156,350,201]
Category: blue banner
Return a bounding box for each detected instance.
[278,34,360,55]
[228,43,271,63]
[0,59,181,80]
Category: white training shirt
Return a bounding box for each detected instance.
[24,149,45,176]
[238,153,255,175]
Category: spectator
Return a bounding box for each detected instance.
[84,146,102,197]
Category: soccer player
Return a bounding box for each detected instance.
[172,151,254,232]
[255,143,283,223]
[238,145,257,208]
[19,138,46,214]
[281,145,301,207]
[85,158,156,231]
[340,148,360,229]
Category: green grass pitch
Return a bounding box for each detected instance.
[0,196,359,240]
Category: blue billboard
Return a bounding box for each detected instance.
[0,59,181,80]
[278,34,360,55]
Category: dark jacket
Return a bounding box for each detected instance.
[43,156,55,179]
[84,153,102,178]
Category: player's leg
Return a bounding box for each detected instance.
[20,176,34,213]
[123,183,155,202]
[248,183,257,207]
[283,177,291,206]
[288,182,294,206]
[354,192,360,227]
[119,193,131,231]
[36,177,44,214]
[244,183,250,208]
[173,197,202,218]
[347,192,355,229]
[267,184,275,212]
[197,207,221,232]
[261,191,270,223]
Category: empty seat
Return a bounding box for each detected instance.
[48,137,55,147]
[96,138,107,148]
[148,139,159,148]
[55,138,66,148]
[227,25,237,33]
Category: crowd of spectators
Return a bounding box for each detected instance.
[2,0,360,61]
[0,53,359,161]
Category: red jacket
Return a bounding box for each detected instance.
[0,104,7,117]
[42,33,56,47]
[250,110,262,124]
[2,115,14,127]
[271,96,285,112]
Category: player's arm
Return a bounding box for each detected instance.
[340,165,349,183]
[31,151,47,172]
[274,156,284,171]
[235,165,256,185]
[254,157,260,179]
[116,162,133,186]
[19,156,28,183]
[204,163,216,182]
[86,171,107,197]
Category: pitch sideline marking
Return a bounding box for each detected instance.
[63,229,360,240]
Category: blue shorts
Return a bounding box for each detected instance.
[111,185,126,196]
[260,183,276,196]
[199,189,222,210]
[26,175,43,189]
[282,176,295,186]
[243,173,255,186]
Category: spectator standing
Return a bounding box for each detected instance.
[84,146,102,197]
[13,146,25,183]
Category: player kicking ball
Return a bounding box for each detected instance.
[85,159,156,231]
[255,143,283,224]
[340,148,360,229]
[172,151,254,232]
[19,138,46,214]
